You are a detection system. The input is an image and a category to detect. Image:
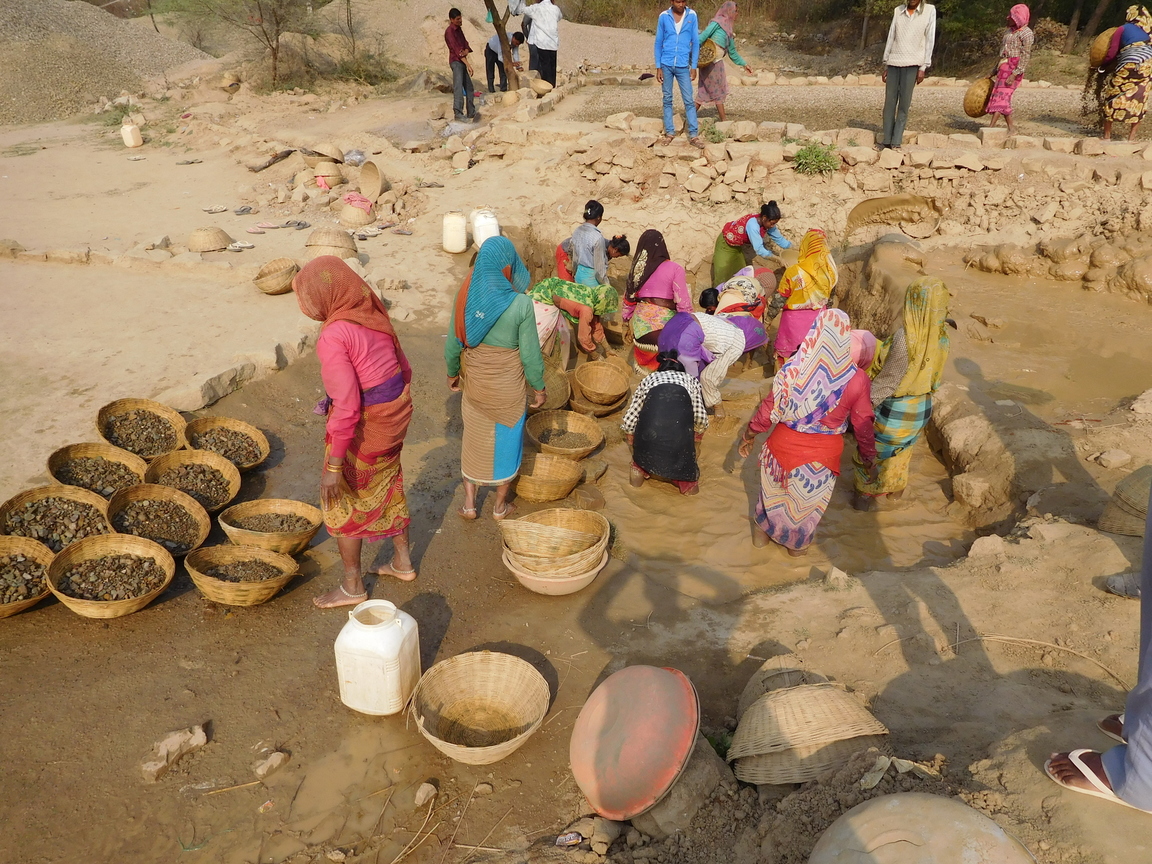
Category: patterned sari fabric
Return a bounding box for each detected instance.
[854,277,950,496]
[528,277,620,322]
[631,302,675,371]
[774,229,838,359]
[755,310,854,551]
[1105,47,1152,122]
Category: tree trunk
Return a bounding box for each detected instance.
[344,0,356,58]
[1064,0,1086,53]
[146,0,159,33]
[484,0,519,92]
[860,8,869,52]
[1077,0,1116,52]
[270,41,279,86]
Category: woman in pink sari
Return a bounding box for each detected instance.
[623,229,693,372]
[986,5,1033,135]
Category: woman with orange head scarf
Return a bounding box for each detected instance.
[294,256,417,609]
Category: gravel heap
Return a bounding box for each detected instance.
[0,0,210,124]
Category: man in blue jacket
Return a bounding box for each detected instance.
[654,0,703,148]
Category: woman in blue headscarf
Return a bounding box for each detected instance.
[446,236,547,521]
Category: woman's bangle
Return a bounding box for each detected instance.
[324,462,344,473]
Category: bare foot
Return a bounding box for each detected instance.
[786,545,810,558]
[313,583,368,609]
[1047,750,1111,793]
[459,506,477,521]
[852,492,873,512]
[372,560,417,582]
[493,502,517,521]
[752,528,770,548]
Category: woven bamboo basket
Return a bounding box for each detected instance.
[254,257,299,295]
[507,538,609,577]
[46,534,175,619]
[410,651,550,765]
[145,450,241,513]
[1091,27,1118,68]
[963,77,993,118]
[339,203,376,228]
[1099,500,1146,536]
[313,163,343,186]
[737,655,829,721]
[188,226,234,253]
[499,508,605,556]
[526,410,603,460]
[185,416,270,471]
[575,361,629,405]
[502,510,611,577]
[313,141,345,163]
[358,160,389,201]
[515,453,583,503]
[46,442,147,497]
[502,547,606,596]
[0,535,54,618]
[219,499,323,555]
[1116,464,1152,514]
[602,314,626,346]
[0,484,111,551]
[727,683,889,784]
[532,362,571,412]
[569,387,629,418]
[96,398,187,461]
[604,353,631,374]
[107,484,211,556]
[185,544,298,606]
[305,228,357,262]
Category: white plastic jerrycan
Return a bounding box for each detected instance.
[334,600,421,716]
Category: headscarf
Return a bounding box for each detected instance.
[1128,4,1152,31]
[777,229,838,311]
[626,229,671,302]
[722,276,761,306]
[894,277,950,397]
[851,329,878,370]
[751,266,777,295]
[454,236,531,349]
[294,256,398,340]
[1008,4,1029,30]
[770,308,854,427]
[711,1,738,38]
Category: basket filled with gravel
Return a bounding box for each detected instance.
[46,534,175,619]
[185,545,298,606]
[108,484,211,556]
[96,399,187,461]
[185,417,270,471]
[145,450,241,513]
[219,499,323,555]
[0,485,112,553]
[0,536,54,618]
[47,442,148,498]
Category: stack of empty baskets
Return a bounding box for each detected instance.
[498,509,610,596]
[1099,464,1152,537]
[726,655,889,784]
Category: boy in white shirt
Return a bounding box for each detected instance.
[879,0,937,150]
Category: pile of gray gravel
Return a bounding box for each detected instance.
[0,0,210,125]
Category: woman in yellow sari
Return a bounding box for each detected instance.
[852,277,950,510]
[772,229,837,366]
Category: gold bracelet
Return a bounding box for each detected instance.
[324,463,344,473]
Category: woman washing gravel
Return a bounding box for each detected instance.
[294,256,418,610]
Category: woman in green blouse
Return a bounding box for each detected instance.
[696,2,755,123]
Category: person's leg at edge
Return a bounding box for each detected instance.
[461,479,478,519]
[497,56,508,91]
[1048,481,1152,808]
[493,481,515,518]
[538,49,557,86]
[451,60,466,119]
[661,65,676,136]
[677,65,699,138]
[890,65,917,148]
[463,66,476,118]
[717,102,727,122]
[880,64,899,147]
[1130,119,1143,142]
[1103,118,1114,140]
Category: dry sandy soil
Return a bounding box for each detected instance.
[4,9,1152,864]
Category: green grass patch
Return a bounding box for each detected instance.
[793,142,840,175]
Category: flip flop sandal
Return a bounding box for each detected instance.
[392,228,413,235]
[203,205,227,214]
[1045,750,1148,811]
[458,506,477,521]
[127,155,146,161]
[247,227,265,234]
[227,241,255,251]
[256,221,281,229]
[493,503,517,521]
[234,205,253,215]
[292,221,311,230]
[1099,713,1126,744]
[1105,573,1141,599]
[378,221,398,230]
[358,226,382,237]
[417,181,444,188]
[176,159,202,165]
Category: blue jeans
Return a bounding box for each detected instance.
[661,65,698,138]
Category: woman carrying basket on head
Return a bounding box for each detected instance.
[985,4,1033,135]
[1097,5,1152,141]
[446,237,547,522]
[293,257,418,609]
[695,1,755,122]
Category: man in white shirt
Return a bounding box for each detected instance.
[879,0,937,150]
[510,0,563,87]
[484,31,524,93]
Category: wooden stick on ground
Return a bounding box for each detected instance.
[460,806,513,864]
[438,783,478,864]
[203,780,262,796]
[355,788,396,857]
[387,798,437,864]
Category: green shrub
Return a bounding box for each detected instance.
[701,120,726,144]
[792,142,840,175]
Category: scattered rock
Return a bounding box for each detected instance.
[605,111,634,131]
[141,724,207,782]
[1097,449,1132,469]
[822,567,855,590]
[1132,388,1152,414]
[967,534,1007,557]
[475,781,494,796]
[569,484,606,510]
[414,781,438,807]
[252,750,289,779]
[630,735,734,839]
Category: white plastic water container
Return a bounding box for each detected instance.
[334,600,421,716]
[472,209,501,249]
[442,210,468,253]
[121,123,143,148]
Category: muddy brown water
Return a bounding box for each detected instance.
[3,247,1152,862]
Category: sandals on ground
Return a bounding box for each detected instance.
[1045,749,1149,812]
